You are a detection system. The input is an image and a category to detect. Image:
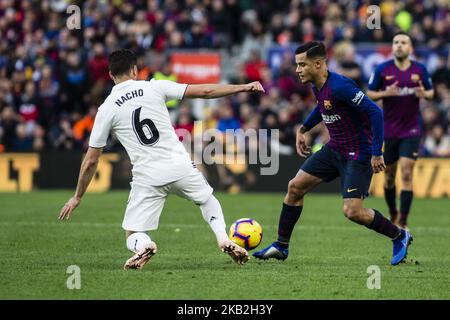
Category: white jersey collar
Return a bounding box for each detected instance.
[112,79,134,91]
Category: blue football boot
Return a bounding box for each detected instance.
[391,230,413,266]
[252,242,289,261]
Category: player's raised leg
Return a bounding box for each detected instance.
[398,157,415,230]
[383,161,399,224]
[172,170,249,265]
[200,195,249,265]
[253,170,322,260]
[342,198,412,265]
[124,230,157,270]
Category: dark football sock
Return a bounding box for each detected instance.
[400,190,413,225]
[366,209,402,239]
[276,203,302,247]
[384,186,397,218]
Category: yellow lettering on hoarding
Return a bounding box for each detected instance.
[411,160,436,198]
[87,154,120,193]
[12,155,39,192]
[429,161,450,198]
[370,159,450,198]
[0,156,17,191]
[0,154,40,192]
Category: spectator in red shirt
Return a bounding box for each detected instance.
[88,43,110,83]
[244,50,267,83]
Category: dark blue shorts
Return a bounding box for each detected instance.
[300,145,373,199]
[384,137,420,165]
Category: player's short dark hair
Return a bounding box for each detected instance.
[108,49,137,77]
[295,41,327,60]
[393,31,414,47]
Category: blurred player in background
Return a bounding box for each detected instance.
[58,49,265,269]
[253,41,412,266]
[367,32,434,230]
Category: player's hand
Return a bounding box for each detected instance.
[58,196,81,220]
[296,129,311,157]
[371,155,386,174]
[384,81,399,97]
[415,80,426,99]
[244,81,265,93]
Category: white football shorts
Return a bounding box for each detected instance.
[122,167,213,232]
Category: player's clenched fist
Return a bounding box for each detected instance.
[244,81,265,93]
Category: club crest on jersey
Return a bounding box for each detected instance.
[324,100,332,110]
[411,74,420,82]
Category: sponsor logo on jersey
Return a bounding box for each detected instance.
[351,90,365,105]
[398,87,416,96]
[324,100,332,110]
[322,114,341,124]
[385,75,395,80]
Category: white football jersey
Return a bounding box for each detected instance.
[89,79,193,186]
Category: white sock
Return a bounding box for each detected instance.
[126,232,152,253]
[199,195,229,243]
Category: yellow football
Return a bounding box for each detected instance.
[229,218,263,250]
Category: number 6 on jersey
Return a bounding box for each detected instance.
[132,107,160,146]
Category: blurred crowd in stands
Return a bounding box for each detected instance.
[0,0,449,161]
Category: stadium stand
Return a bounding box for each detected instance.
[0,0,449,158]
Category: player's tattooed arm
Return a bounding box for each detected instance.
[58,147,103,220]
[297,106,322,157]
[299,125,309,134]
[371,155,386,174]
[296,126,311,158]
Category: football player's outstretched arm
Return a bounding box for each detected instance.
[58,147,103,220]
[183,82,265,99]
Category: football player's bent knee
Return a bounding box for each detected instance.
[287,179,306,201]
[385,171,396,188]
[343,203,363,221]
[401,169,413,184]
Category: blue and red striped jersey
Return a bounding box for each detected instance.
[303,71,384,161]
[368,59,433,139]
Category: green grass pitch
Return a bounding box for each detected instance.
[0,191,449,299]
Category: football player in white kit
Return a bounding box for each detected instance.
[58,49,265,269]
